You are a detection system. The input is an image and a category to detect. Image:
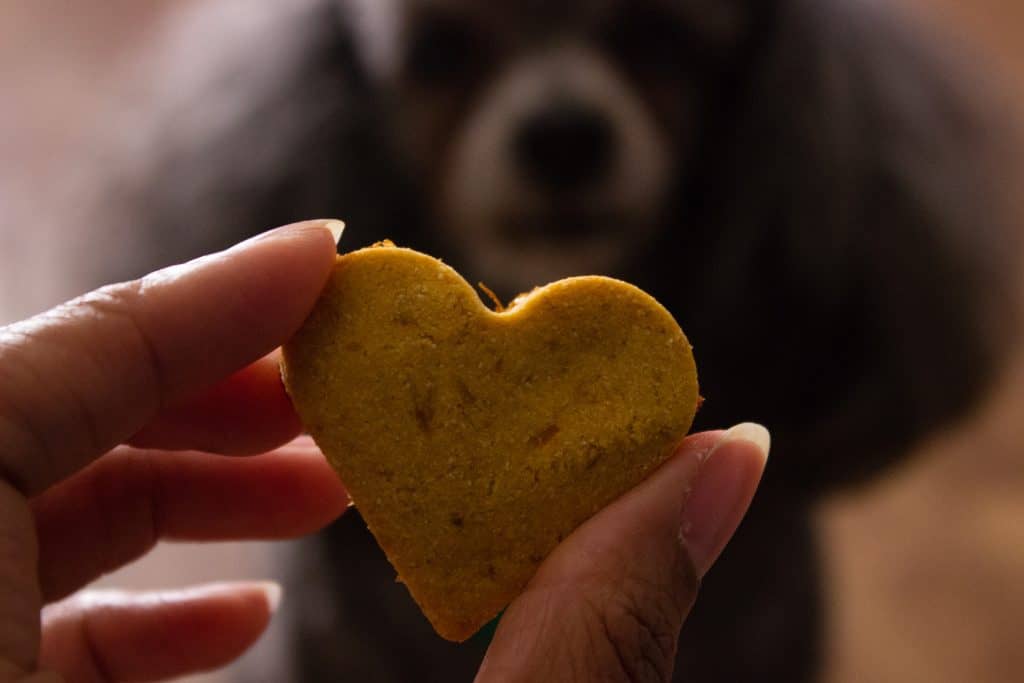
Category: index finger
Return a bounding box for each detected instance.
[0,220,342,495]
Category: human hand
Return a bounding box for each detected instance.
[0,220,766,682]
[475,423,767,682]
[0,221,347,681]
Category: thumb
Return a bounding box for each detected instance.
[476,424,769,683]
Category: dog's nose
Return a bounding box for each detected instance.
[512,101,616,194]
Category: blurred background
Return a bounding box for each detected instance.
[2,1,1023,682]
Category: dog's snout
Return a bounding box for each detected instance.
[512,102,616,194]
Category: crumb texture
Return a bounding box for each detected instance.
[282,245,699,641]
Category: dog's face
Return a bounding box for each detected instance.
[341,0,748,291]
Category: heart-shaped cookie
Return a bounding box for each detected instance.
[282,244,699,641]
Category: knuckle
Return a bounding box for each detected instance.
[77,604,116,683]
[584,543,700,682]
[597,583,680,682]
[92,283,162,371]
[76,281,167,407]
[0,279,165,496]
[0,324,64,494]
[40,594,117,683]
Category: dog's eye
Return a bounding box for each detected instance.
[405,14,484,85]
[603,6,692,78]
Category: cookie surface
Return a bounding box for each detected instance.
[281,244,699,641]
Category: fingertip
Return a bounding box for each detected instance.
[227,219,344,254]
[153,439,349,541]
[526,430,727,586]
[715,422,771,463]
[185,581,280,630]
[681,424,769,576]
[138,219,342,404]
[40,582,280,682]
[324,220,346,246]
[257,581,284,614]
[481,430,733,682]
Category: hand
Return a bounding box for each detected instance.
[0,221,346,681]
[476,423,767,682]
[0,220,766,682]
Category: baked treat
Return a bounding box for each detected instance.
[281,243,699,641]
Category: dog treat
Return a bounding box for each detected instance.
[281,243,699,641]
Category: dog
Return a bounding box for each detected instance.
[83,0,1017,680]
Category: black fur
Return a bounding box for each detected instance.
[97,1,1016,681]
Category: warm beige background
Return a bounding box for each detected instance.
[2,2,1022,682]
[0,4,310,683]
[820,2,1024,682]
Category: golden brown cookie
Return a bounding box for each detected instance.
[281,244,699,641]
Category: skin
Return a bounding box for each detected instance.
[0,220,766,682]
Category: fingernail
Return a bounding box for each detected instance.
[681,423,769,576]
[141,220,344,288]
[324,220,346,245]
[258,581,284,613]
[233,219,346,251]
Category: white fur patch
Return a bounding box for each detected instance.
[441,44,671,290]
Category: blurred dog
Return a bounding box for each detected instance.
[87,0,1017,680]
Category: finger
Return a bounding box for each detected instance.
[32,438,348,602]
[128,352,302,455]
[39,582,280,683]
[0,219,342,496]
[476,425,769,683]
[679,426,773,575]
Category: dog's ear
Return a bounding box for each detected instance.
[333,0,404,81]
